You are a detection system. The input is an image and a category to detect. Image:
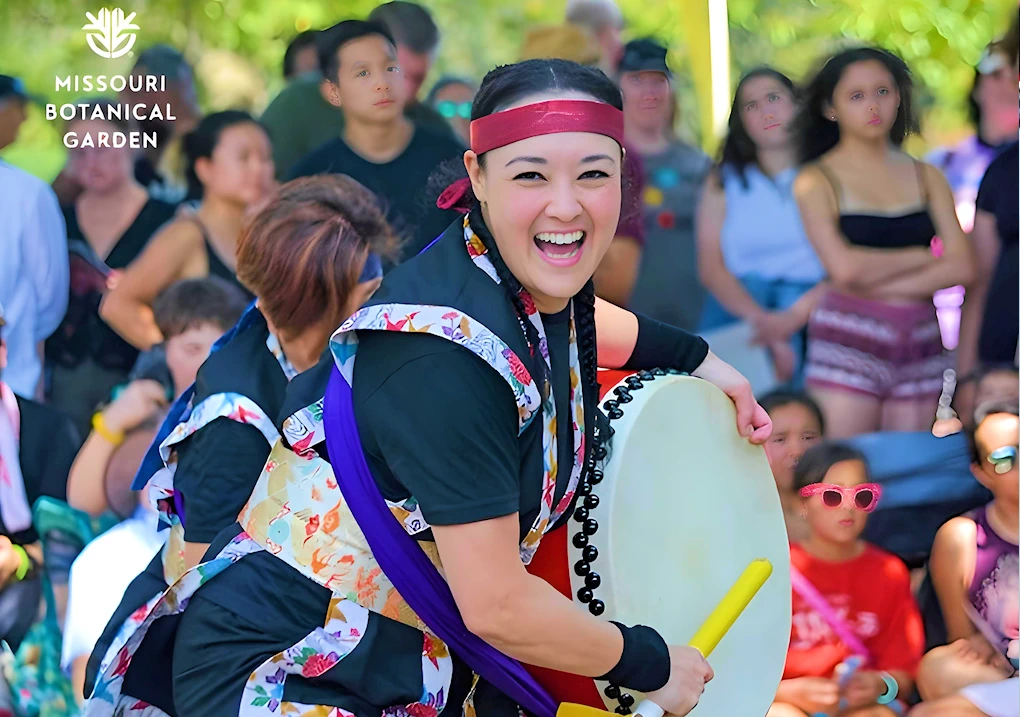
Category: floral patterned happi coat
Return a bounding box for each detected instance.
[84,217,588,716]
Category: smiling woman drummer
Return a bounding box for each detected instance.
[89,56,773,717]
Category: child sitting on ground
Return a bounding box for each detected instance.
[912,404,1018,717]
[761,390,825,544]
[769,443,924,717]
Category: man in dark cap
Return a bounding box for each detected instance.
[619,38,711,331]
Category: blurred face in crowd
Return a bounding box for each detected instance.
[194,122,274,207]
[432,81,474,145]
[827,59,900,141]
[164,322,223,396]
[123,63,200,139]
[765,402,823,492]
[971,412,1020,506]
[596,23,624,74]
[65,119,136,194]
[328,35,406,125]
[291,45,320,79]
[975,49,1020,131]
[740,75,797,150]
[465,91,622,314]
[397,45,431,102]
[620,70,672,134]
[801,459,872,545]
[0,97,27,151]
[975,370,1020,420]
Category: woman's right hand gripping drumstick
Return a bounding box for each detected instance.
[643,645,714,716]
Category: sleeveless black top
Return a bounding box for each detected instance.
[817,161,937,250]
[189,217,254,298]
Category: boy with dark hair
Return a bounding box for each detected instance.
[288,19,462,262]
[62,277,247,701]
[367,0,450,136]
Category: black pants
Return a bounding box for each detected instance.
[0,576,42,652]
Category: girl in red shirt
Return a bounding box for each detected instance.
[770,443,925,717]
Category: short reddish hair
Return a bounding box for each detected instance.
[236,175,397,339]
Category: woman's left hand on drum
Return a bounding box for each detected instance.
[692,351,772,444]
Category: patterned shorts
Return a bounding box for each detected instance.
[805,292,950,401]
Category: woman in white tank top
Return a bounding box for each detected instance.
[696,69,825,386]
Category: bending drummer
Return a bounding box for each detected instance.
[82,175,392,711]
[90,51,773,717]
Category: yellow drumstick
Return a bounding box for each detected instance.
[557,558,773,717]
[689,558,773,658]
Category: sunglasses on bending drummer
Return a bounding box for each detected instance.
[987,446,1018,475]
[798,483,882,512]
[436,100,472,120]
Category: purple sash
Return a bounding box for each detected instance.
[323,366,557,717]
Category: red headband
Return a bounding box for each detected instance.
[469,99,625,155]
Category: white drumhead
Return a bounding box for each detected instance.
[569,374,790,716]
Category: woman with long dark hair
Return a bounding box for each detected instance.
[86,57,772,717]
[100,111,275,350]
[697,68,825,386]
[793,47,973,438]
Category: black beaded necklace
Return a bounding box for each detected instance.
[569,367,686,715]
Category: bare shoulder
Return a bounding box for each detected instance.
[148,216,204,254]
[916,158,953,193]
[932,515,977,556]
[793,164,835,205]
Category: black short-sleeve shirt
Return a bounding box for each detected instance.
[286,126,462,263]
[172,307,579,717]
[354,306,575,534]
[173,417,272,543]
[976,142,1019,364]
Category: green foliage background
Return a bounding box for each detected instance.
[1,0,1015,180]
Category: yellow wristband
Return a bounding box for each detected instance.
[11,544,30,581]
[92,411,125,446]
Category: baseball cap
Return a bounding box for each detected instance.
[617,38,671,76]
[0,75,42,105]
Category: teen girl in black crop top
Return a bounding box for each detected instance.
[791,47,973,439]
[101,111,273,351]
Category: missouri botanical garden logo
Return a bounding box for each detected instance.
[83,7,139,59]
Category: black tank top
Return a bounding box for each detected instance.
[190,217,254,298]
[817,161,937,249]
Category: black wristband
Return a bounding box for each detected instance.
[624,313,709,374]
[597,622,671,693]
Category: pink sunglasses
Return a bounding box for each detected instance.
[798,483,882,512]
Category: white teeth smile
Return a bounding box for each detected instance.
[535,230,584,245]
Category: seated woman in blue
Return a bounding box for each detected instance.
[87,55,773,717]
[697,68,825,385]
[82,175,389,713]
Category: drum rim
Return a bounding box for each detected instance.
[567,368,791,714]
